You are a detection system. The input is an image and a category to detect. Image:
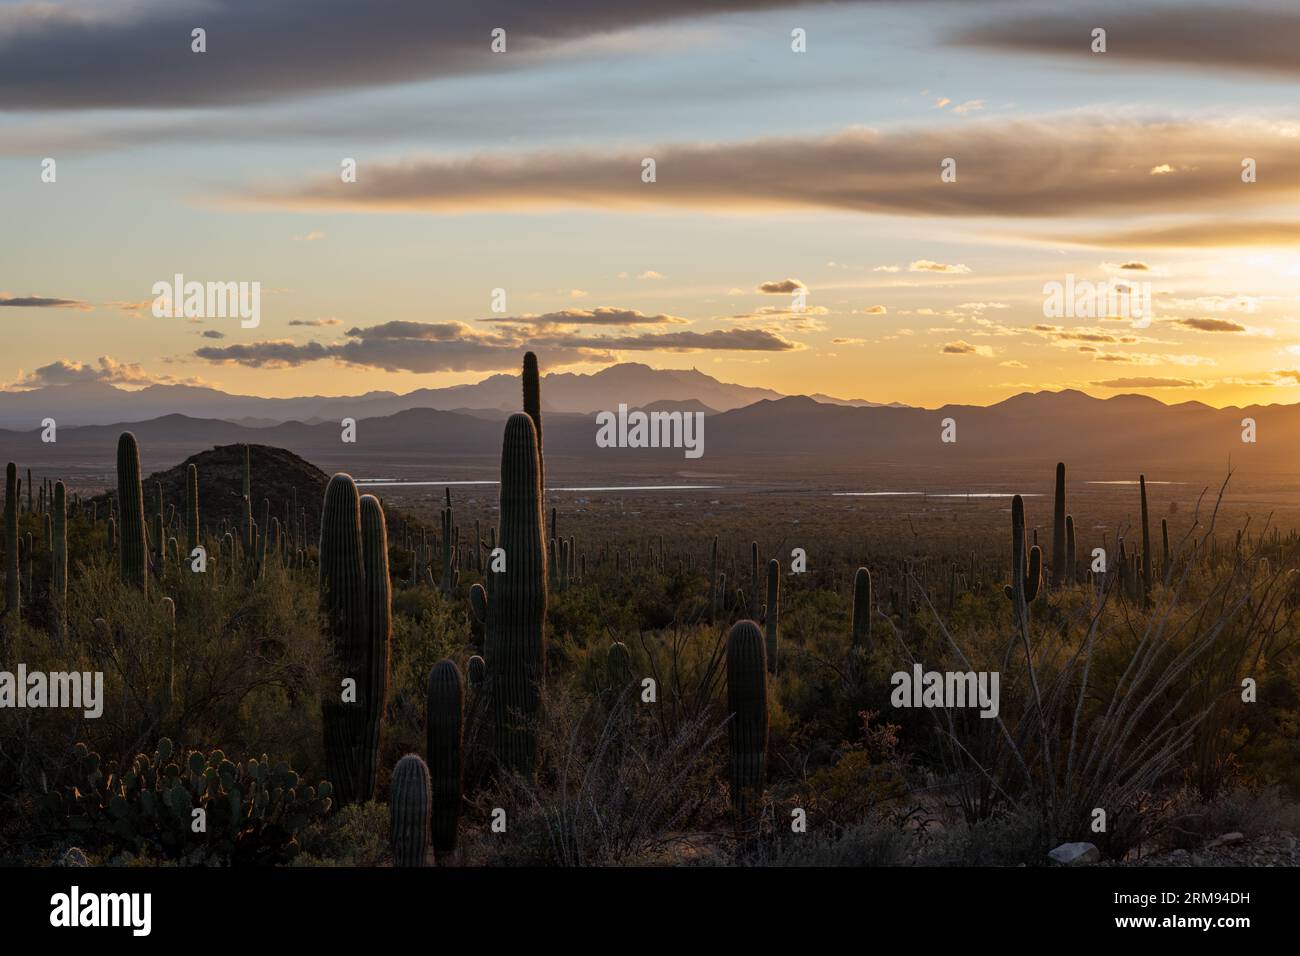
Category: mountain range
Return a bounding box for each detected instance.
[0,385,1295,481]
[0,363,857,429]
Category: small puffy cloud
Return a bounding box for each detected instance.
[1174,316,1247,332]
[5,355,205,390]
[832,337,866,345]
[942,339,992,356]
[872,265,900,273]
[1000,359,1028,368]
[1090,376,1206,388]
[0,294,92,310]
[569,289,589,298]
[1117,261,1150,271]
[1149,164,1175,175]
[909,260,972,274]
[757,278,806,294]
[200,330,225,339]
[292,231,326,241]
[637,270,665,280]
[951,99,985,115]
[933,97,952,108]
[288,317,343,327]
[857,305,888,315]
[481,307,688,327]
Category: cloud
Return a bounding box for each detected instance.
[5,356,205,390]
[1174,317,1247,333]
[1090,376,1206,389]
[0,295,92,310]
[200,330,226,339]
[288,318,343,327]
[480,307,689,327]
[1000,359,1028,368]
[952,8,1300,79]
[292,231,326,241]
[857,305,888,315]
[637,270,665,280]
[194,319,797,372]
[951,99,985,115]
[942,340,992,356]
[872,265,900,273]
[758,278,806,294]
[0,0,886,109]
[1117,261,1150,271]
[909,260,972,274]
[241,120,1300,221]
[1076,220,1300,248]
[832,337,866,346]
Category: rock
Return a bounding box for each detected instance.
[1205,832,1245,849]
[1048,842,1100,866]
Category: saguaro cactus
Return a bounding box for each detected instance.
[52,481,67,638]
[851,566,872,648]
[389,754,432,867]
[356,494,392,802]
[1065,515,1076,586]
[1004,494,1041,620]
[318,473,370,804]
[1140,474,1153,602]
[726,620,769,833]
[764,558,780,675]
[117,432,148,593]
[425,659,464,858]
[607,641,632,689]
[485,413,548,775]
[1051,462,1066,588]
[522,351,543,497]
[4,463,18,616]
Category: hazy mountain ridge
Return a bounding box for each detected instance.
[2,387,1296,478]
[0,363,790,428]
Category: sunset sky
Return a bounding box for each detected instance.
[4,0,1300,408]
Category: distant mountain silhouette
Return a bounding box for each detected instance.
[2,387,1292,478]
[0,363,792,428]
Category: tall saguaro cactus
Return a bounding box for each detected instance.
[318,473,371,804]
[1004,494,1041,621]
[522,351,543,498]
[116,432,148,594]
[4,462,17,616]
[763,558,780,675]
[486,413,548,775]
[726,620,769,835]
[425,659,464,858]
[184,463,200,559]
[851,566,873,649]
[52,481,67,638]
[1051,462,1066,588]
[357,493,392,802]
[1140,474,1153,603]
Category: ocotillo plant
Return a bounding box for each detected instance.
[748,542,760,619]
[389,754,432,867]
[1004,494,1041,621]
[4,463,16,616]
[523,351,543,499]
[117,432,148,594]
[764,558,780,675]
[440,489,458,596]
[1051,462,1066,588]
[318,473,372,805]
[726,620,768,836]
[850,566,872,649]
[425,659,464,858]
[52,481,67,639]
[485,413,548,776]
